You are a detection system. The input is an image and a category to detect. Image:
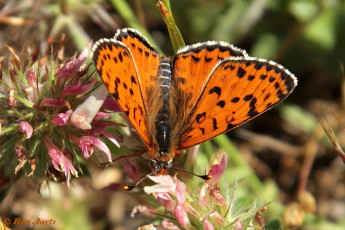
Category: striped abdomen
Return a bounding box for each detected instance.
[155,58,172,156]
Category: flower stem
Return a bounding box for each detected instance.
[157,0,185,53]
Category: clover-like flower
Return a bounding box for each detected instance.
[0,42,123,187]
[137,154,264,229]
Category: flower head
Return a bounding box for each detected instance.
[0,42,123,187]
[141,154,262,229]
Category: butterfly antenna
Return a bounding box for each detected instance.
[123,169,158,191]
[169,167,212,180]
[99,151,145,166]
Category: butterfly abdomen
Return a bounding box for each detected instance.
[155,58,172,156]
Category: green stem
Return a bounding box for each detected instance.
[157,0,185,53]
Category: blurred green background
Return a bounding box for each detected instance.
[0,0,344,229]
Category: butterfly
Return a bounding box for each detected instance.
[92,28,297,175]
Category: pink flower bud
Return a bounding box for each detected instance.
[19,121,33,139]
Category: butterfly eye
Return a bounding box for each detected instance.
[163,159,173,168]
[150,160,158,169]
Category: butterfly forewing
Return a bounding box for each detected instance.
[171,42,248,117]
[177,58,297,150]
[92,39,151,147]
[114,28,160,109]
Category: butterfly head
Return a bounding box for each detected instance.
[150,159,173,175]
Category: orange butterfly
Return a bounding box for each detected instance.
[92,28,297,175]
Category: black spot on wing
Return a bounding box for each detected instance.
[247,97,259,117]
[131,75,137,85]
[118,52,123,62]
[217,100,225,108]
[264,92,271,101]
[231,97,240,103]
[243,94,253,101]
[260,75,267,80]
[204,57,213,62]
[224,64,235,70]
[191,55,200,62]
[236,67,246,78]
[209,86,221,97]
[195,112,206,123]
[226,122,235,131]
[248,75,255,81]
[212,118,218,130]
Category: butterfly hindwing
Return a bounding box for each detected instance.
[177,58,297,150]
[92,39,151,147]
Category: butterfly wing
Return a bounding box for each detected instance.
[114,28,160,106]
[177,57,297,150]
[171,42,248,117]
[92,30,160,148]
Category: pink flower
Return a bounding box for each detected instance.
[39,98,70,108]
[76,136,112,162]
[156,192,176,212]
[59,78,96,99]
[203,219,215,230]
[15,141,27,160]
[24,70,44,104]
[101,97,122,112]
[131,205,156,218]
[144,175,176,194]
[44,137,78,187]
[234,220,244,230]
[174,204,190,228]
[19,121,33,139]
[92,126,121,147]
[207,154,227,186]
[51,110,73,126]
[121,158,141,182]
[70,85,108,130]
[161,220,180,230]
[58,42,91,81]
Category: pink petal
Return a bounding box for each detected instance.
[70,86,108,130]
[234,220,244,230]
[19,121,33,139]
[121,158,141,182]
[210,188,226,206]
[58,42,91,81]
[95,112,111,118]
[174,204,190,228]
[25,70,36,86]
[77,136,112,162]
[161,220,180,230]
[203,219,215,230]
[102,96,122,112]
[156,192,176,212]
[131,205,156,218]
[39,98,69,108]
[207,154,227,186]
[52,110,73,126]
[144,175,176,194]
[15,141,27,160]
[44,137,78,187]
[92,127,121,147]
[175,179,186,204]
[59,78,96,98]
